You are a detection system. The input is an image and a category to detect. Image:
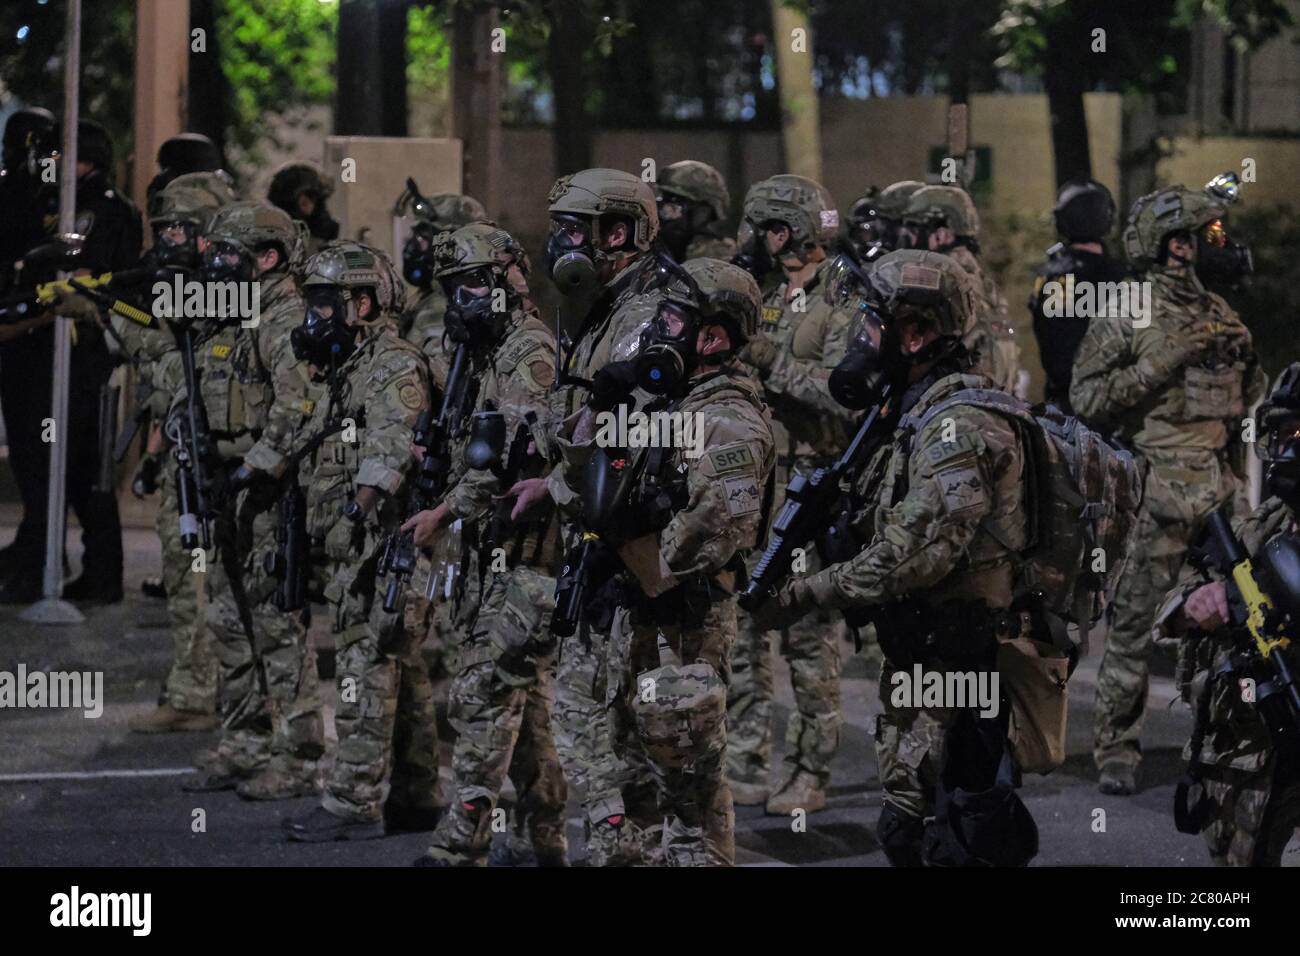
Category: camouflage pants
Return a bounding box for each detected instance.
[404,550,454,683]
[322,546,441,822]
[613,598,736,867]
[728,605,844,788]
[206,484,323,774]
[1200,766,1300,866]
[426,565,567,865]
[874,661,959,819]
[158,469,217,715]
[1094,456,1233,773]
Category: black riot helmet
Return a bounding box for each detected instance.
[2,107,56,174]
[77,119,114,173]
[1054,179,1116,243]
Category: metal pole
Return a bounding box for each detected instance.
[22,0,84,625]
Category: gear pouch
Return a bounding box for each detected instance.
[1184,362,1244,420]
[489,572,555,687]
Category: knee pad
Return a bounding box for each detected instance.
[630,663,726,771]
[877,801,925,868]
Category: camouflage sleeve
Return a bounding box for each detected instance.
[1068,316,1162,424]
[660,405,774,578]
[443,345,556,521]
[801,409,1015,608]
[242,305,313,473]
[760,301,854,420]
[355,349,431,495]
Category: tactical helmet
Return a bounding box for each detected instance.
[301,240,405,316]
[846,248,977,338]
[268,160,334,212]
[1054,179,1116,242]
[903,185,980,239]
[206,200,306,272]
[77,119,113,172]
[877,180,926,219]
[414,192,487,230]
[1259,363,1300,441]
[548,167,659,251]
[431,221,529,280]
[743,174,839,251]
[149,171,238,231]
[1122,185,1227,269]
[662,256,761,344]
[658,160,730,223]
[156,133,222,176]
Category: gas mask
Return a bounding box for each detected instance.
[634,299,703,396]
[150,219,202,271]
[545,214,601,296]
[656,192,707,262]
[291,286,357,373]
[732,219,775,283]
[402,225,439,288]
[441,267,511,347]
[1263,419,1300,510]
[200,240,254,285]
[1195,219,1254,290]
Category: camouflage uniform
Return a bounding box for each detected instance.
[182,205,325,790]
[293,245,441,826]
[760,252,1030,854]
[542,169,666,863]
[119,173,236,723]
[419,223,567,866]
[1152,496,1300,864]
[1073,185,1266,783]
[729,175,854,807]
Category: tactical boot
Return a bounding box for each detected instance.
[128,703,218,734]
[182,766,248,793]
[282,805,385,843]
[141,577,167,599]
[236,758,322,801]
[383,803,442,833]
[728,778,769,807]
[1098,763,1137,796]
[586,815,643,867]
[765,771,827,816]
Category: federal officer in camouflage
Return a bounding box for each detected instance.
[280,241,442,841]
[846,179,924,263]
[1153,363,1300,865]
[397,190,487,356]
[751,249,1031,865]
[504,168,666,864]
[561,257,775,864]
[179,201,326,799]
[1075,184,1266,795]
[655,160,736,263]
[901,185,1023,396]
[402,222,567,866]
[123,171,236,734]
[726,173,855,815]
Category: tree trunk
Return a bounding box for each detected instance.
[770,0,822,182]
[377,0,409,137]
[335,0,384,135]
[449,3,501,212]
[1042,31,1092,186]
[548,0,593,175]
[187,0,227,158]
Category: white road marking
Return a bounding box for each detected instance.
[0,768,193,783]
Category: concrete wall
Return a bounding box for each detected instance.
[1159,136,1300,207]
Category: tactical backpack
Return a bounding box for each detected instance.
[907,387,1140,631]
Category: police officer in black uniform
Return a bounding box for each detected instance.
[1029,179,1127,412]
[0,119,141,603]
[145,131,231,215]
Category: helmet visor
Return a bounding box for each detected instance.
[441,267,495,307]
[548,214,591,250]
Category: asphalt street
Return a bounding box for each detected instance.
[0,521,1221,867]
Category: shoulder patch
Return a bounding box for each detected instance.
[707,442,755,475]
[526,359,555,389]
[722,474,762,518]
[923,431,979,467]
[397,382,425,411]
[760,305,783,328]
[498,332,548,371]
[935,464,986,515]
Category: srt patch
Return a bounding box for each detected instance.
[707,442,754,475]
[925,432,978,466]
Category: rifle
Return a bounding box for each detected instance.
[167,321,217,551]
[1203,507,1300,743]
[738,385,895,612]
[378,342,475,612]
